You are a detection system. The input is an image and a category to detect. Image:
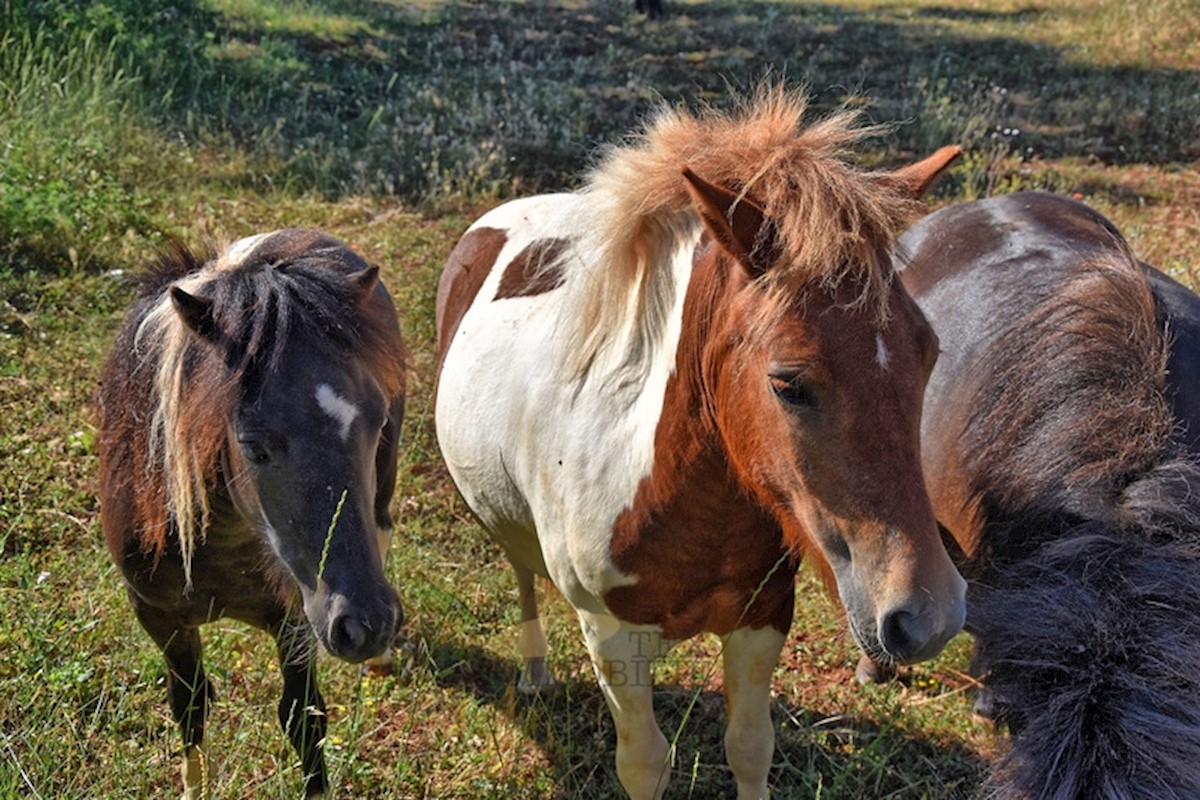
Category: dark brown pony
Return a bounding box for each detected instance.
[896,192,1200,799]
[98,230,406,798]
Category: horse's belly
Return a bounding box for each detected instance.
[436,303,655,613]
[437,329,632,605]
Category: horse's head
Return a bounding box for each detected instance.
[683,151,965,667]
[169,235,405,663]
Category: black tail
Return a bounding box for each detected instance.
[971,458,1200,800]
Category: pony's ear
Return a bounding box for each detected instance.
[170,286,219,343]
[348,264,380,303]
[682,167,769,275]
[887,145,962,198]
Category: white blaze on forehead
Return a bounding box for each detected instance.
[316,383,359,441]
[875,333,890,370]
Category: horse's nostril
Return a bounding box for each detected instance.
[879,608,930,661]
[332,614,369,655]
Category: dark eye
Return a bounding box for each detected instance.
[770,374,818,409]
[238,437,271,465]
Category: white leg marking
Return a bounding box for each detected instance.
[578,610,672,800]
[181,745,209,800]
[315,384,359,442]
[515,565,556,692]
[875,332,890,370]
[722,626,786,800]
[518,618,549,659]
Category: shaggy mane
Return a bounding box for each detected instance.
[113,232,404,584]
[568,83,920,377]
[955,242,1200,799]
[960,247,1175,553]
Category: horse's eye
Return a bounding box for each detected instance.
[770,374,817,409]
[238,438,271,465]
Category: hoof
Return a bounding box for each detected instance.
[517,656,558,694]
[855,653,897,685]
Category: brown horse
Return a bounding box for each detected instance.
[98,230,406,798]
[435,86,966,799]
[895,192,1200,799]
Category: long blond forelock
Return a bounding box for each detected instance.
[134,261,238,588]
[572,85,914,378]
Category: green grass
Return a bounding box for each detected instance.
[1,0,1197,797]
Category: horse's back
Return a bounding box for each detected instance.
[897,192,1177,541]
[899,192,1123,353]
[901,192,1200,800]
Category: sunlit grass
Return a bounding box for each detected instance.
[205,0,381,42]
[2,0,1197,797]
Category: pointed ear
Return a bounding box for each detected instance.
[170,287,219,343]
[682,168,769,274]
[348,264,380,303]
[888,145,962,198]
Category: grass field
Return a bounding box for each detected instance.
[1,1,1197,797]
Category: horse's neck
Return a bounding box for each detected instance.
[637,245,743,504]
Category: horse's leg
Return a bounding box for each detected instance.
[578,610,671,800]
[275,620,327,798]
[515,564,555,692]
[721,626,786,800]
[133,600,212,799]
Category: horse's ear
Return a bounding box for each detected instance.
[682,168,769,275]
[348,264,380,303]
[170,287,219,343]
[887,145,962,198]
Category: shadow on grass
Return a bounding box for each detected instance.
[41,0,1200,198]
[418,635,985,799]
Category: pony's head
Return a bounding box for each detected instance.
[668,109,965,665]
[144,230,406,662]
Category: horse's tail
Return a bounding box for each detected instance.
[972,456,1200,800]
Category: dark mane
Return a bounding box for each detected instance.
[101,231,405,579]
[956,247,1200,799]
[961,249,1176,554]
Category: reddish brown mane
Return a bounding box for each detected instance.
[562,83,921,379]
[99,234,405,579]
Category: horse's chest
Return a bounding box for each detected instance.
[603,483,798,639]
[122,522,292,628]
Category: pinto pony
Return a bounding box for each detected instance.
[434,87,966,800]
[98,230,406,798]
[896,192,1200,799]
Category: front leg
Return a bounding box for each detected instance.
[722,626,786,800]
[132,598,213,800]
[276,621,327,798]
[578,610,672,800]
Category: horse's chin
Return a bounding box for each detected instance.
[844,609,893,670]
